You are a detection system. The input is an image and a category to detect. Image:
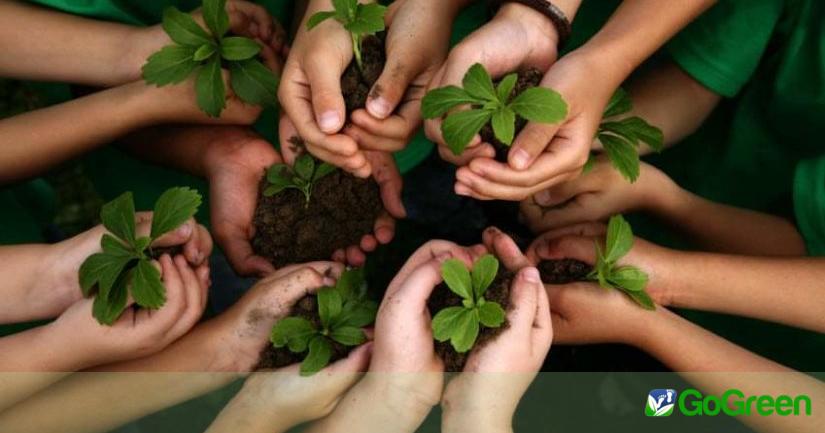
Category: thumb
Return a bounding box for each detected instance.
[366,52,420,119]
[305,57,347,133]
[530,234,599,266]
[509,121,561,171]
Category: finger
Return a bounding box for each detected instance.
[254,267,330,315]
[152,254,187,328]
[532,275,553,350]
[368,152,406,218]
[184,224,212,266]
[325,341,372,374]
[304,55,347,134]
[147,218,195,248]
[381,258,444,319]
[373,212,396,244]
[345,245,366,267]
[527,198,609,232]
[481,226,530,271]
[228,0,273,40]
[268,261,344,283]
[343,124,405,152]
[332,249,346,263]
[165,256,206,337]
[359,234,378,252]
[388,240,473,293]
[367,48,422,119]
[350,109,412,141]
[467,151,586,188]
[508,121,561,170]
[529,234,600,265]
[455,181,495,201]
[457,166,579,201]
[308,142,370,177]
[506,267,542,333]
[214,223,275,277]
[196,265,211,295]
[533,172,601,207]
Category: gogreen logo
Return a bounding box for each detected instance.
[646,389,677,417]
[645,388,813,417]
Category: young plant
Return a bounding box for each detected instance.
[78,187,202,325]
[587,214,655,310]
[270,268,377,376]
[591,88,665,182]
[142,0,279,117]
[306,0,386,72]
[431,254,506,353]
[263,154,337,206]
[421,63,568,156]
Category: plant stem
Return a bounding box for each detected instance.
[352,33,364,73]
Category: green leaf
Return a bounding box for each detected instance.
[101,234,135,258]
[496,73,518,103]
[271,317,317,352]
[78,252,133,297]
[462,64,497,102]
[604,214,634,264]
[317,287,343,329]
[333,0,357,21]
[220,37,261,61]
[336,268,366,301]
[162,7,212,47]
[229,58,279,107]
[604,88,632,118]
[608,266,648,292]
[599,133,640,183]
[100,192,136,245]
[196,57,226,117]
[477,301,506,328]
[134,237,151,254]
[442,109,493,155]
[471,254,499,299]
[432,306,467,342]
[336,300,377,328]
[582,154,596,174]
[621,117,664,152]
[301,336,333,376]
[491,107,516,145]
[509,87,568,124]
[266,163,292,183]
[131,259,166,309]
[344,2,386,36]
[421,86,479,119]
[313,162,337,182]
[202,0,229,37]
[599,121,639,147]
[150,187,202,240]
[451,309,480,353]
[626,290,656,311]
[142,45,198,86]
[294,154,315,181]
[306,10,338,30]
[92,270,131,326]
[192,43,216,62]
[330,326,366,346]
[441,259,473,300]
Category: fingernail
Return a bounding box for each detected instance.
[455,184,470,196]
[535,189,552,205]
[367,97,391,119]
[522,267,541,283]
[511,149,531,170]
[323,277,336,286]
[176,223,192,238]
[319,111,341,132]
[195,251,204,264]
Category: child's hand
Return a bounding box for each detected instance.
[48,254,208,370]
[519,157,675,233]
[37,213,211,321]
[441,266,552,433]
[526,224,675,307]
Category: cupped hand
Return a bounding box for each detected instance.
[526,223,675,306]
[520,157,673,233]
[51,254,209,370]
[425,2,560,167]
[202,128,281,277]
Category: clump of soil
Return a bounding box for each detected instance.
[252,166,383,268]
[427,270,514,372]
[479,68,544,162]
[256,294,352,370]
[251,34,389,268]
[538,259,593,284]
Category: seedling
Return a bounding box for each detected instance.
[587,215,655,310]
[431,254,506,353]
[142,0,279,117]
[306,0,386,73]
[590,88,664,182]
[78,187,202,325]
[270,268,377,375]
[263,154,337,206]
[421,63,568,155]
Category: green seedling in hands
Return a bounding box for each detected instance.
[78,187,202,325]
[421,63,568,156]
[263,154,337,206]
[270,268,377,376]
[587,215,655,310]
[143,0,279,117]
[431,254,506,353]
[306,0,386,73]
[589,88,665,182]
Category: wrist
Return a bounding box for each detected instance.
[201,129,278,180]
[496,3,560,53]
[356,374,441,428]
[442,382,514,433]
[115,26,167,86]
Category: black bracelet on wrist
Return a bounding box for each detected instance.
[488,0,572,49]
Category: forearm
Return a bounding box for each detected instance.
[0,245,59,323]
[650,178,806,256]
[204,390,295,433]
[0,372,68,413]
[0,83,158,184]
[658,252,825,333]
[0,325,86,372]
[0,372,237,433]
[0,0,150,86]
[636,309,824,433]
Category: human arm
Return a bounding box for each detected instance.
[521,157,806,256]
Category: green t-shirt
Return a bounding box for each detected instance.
[794,156,825,256]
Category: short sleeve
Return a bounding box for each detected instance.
[667,0,784,97]
[794,157,825,256]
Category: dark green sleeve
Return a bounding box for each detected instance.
[667,0,784,97]
[794,156,825,256]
